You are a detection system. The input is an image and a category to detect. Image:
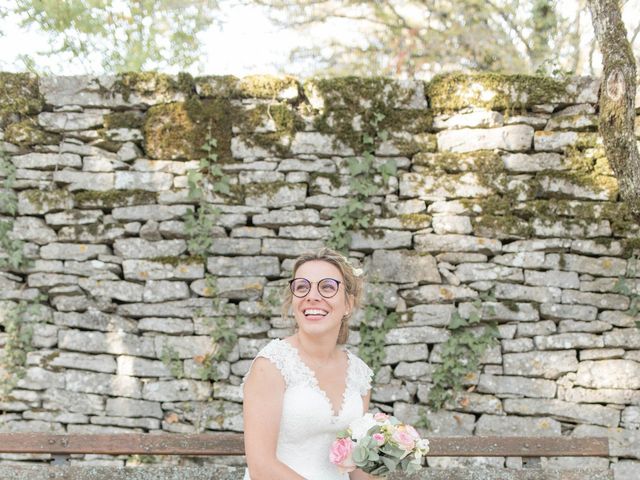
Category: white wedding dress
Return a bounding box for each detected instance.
[242,338,374,480]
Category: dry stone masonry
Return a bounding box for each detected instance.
[0,72,639,478]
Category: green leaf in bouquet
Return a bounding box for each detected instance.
[367,450,380,462]
[405,459,422,474]
[368,464,390,476]
[336,429,351,439]
[352,445,369,465]
[380,443,405,458]
[381,455,399,472]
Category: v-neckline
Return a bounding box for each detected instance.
[281,339,352,418]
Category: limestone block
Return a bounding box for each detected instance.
[253,209,320,227]
[393,361,433,381]
[562,290,630,310]
[503,398,619,427]
[78,278,143,302]
[191,276,266,300]
[524,270,580,289]
[395,402,475,435]
[621,406,640,430]
[12,152,82,169]
[207,256,280,277]
[475,414,561,436]
[372,380,411,403]
[38,111,107,131]
[52,171,114,191]
[244,183,307,208]
[540,303,598,321]
[534,333,604,350]
[502,338,534,353]
[517,321,556,337]
[399,172,494,199]
[291,132,354,156]
[599,310,638,328]
[90,416,160,430]
[533,131,578,151]
[114,238,186,259]
[414,234,501,254]
[458,301,539,322]
[42,388,104,415]
[44,209,103,225]
[537,175,616,201]
[278,225,330,239]
[238,171,285,184]
[1,420,64,433]
[12,217,57,244]
[562,254,627,276]
[603,328,640,349]
[65,370,142,398]
[385,326,449,345]
[261,239,324,257]
[369,249,440,283]
[58,330,155,357]
[404,305,456,327]
[40,243,109,261]
[382,343,429,364]
[153,335,212,359]
[46,352,115,374]
[495,283,561,303]
[477,373,556,398]
[455,263,523,282]
[437,125,533,153]
[503,351,578,379]
[579,348,623,359]
[17,189,74,215]
[122,259,204,281]
[23,411,87,424]
[348,229,413,250]
[432,215,472,234]
[142,379,211,402]
[117,298,230,318]
[112,205,190,222]
[114,171,173,191]
[230,136,272,159]
[560,386,640,405]
[116,356,171,378]
[502,152,567,172]
[185,358,230,380]
[277,158,337,172]
[53,310,137,332]
[545,114,597,131]
[104,127,143,142]
[401,285,478,305]
[433,110,504,130]
[138,317,194,335]
[16,367,65,390]
[614,460,640,480]
[502,238,571,252]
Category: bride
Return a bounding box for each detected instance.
[242,248,374,479]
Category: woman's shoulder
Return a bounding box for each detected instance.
[346,348,374,394]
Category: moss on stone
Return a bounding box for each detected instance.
[113,72,194,102]
[4,119,60,147]
[305,77,418,153]
[144,97,233,161]
[398,213,432,229]
[426,72,569,113]
[310,172,343,190]
[74,189,156,208]
[194,75,240,98]
[104,111,144,130]
[244,181,289,199]
[473,215,533,239]
[237,75,299,99]
[23,189,72,211]
[0,72,44,127]
[621,238,640,258]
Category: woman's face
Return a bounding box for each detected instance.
[291,260,351,338]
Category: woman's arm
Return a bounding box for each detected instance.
[243,357,306,480]
[349,390,374,480]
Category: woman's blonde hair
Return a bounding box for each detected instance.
[281,248,364,344]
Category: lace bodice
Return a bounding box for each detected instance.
[242,338,374,480]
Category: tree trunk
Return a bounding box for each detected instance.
[587,0,640,220]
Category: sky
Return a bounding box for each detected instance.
[0,2,309,76]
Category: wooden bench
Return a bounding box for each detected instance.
[0,433,612,480]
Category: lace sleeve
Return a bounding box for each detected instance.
[241,339,296,391]
[350,354,374,396]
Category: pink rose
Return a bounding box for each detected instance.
[329,438,356,473]
[391,427,416,452]
[404,424,421,441]
[374,412,389,422]
[372,433,385,445]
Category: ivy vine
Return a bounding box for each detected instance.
[358,287,398,374]
[613,252,640,328]
[327,113,397,253]
[428,290,500,410]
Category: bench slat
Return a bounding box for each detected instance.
[0,434,609,457]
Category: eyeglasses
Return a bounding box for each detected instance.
[289,278,342,298]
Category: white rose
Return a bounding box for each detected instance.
[349,413,378,441]
[417,438,430,453]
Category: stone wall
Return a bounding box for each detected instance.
[0,72,639,478]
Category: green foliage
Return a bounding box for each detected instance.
[358,288,398,374]
[613,253,640,328]
[8,0,220,73]
[0,299,42,399]
[327,112,397,252]
[183,134,230,256]
[160,345,184,379]
[0,147,29,270]
[428,290,500,410]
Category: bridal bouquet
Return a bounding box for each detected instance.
[329,412,429,476]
